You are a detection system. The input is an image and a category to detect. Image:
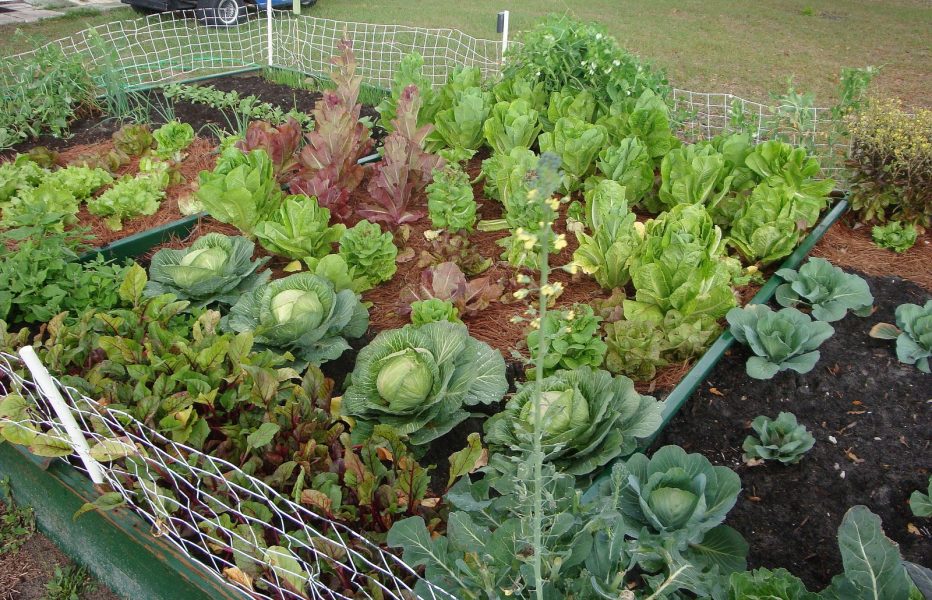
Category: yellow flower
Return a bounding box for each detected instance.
[553,234,568,251]
[513,289,530,300]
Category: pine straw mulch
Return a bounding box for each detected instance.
[810,218,932,290]
[58,137,217,248]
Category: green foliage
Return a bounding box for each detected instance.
[1,182,79,231]
[538,116,607,191]
[225,272,369,368]
[526,304,607,378]
[304,253,371,294]
[572,179,642,289]
[909,477,932,518]
[869,300,932,373]
[426,70,491,156]
[595,136,655,205]
[376,52,436,132]
[253,195,346,260]
[196,149,283,236]
[871,221,918,253]
[162,83,312,128]
[727,304,835,379]
[416,231,492,276]
[112,123,155,157]
[338,219,398,286]
[658,143,733,211]
[728,568,819,600]
[544,88,597,130]
[742,412,815,465]
[43,166,113,199]
[0,229,126,325]
[152,120,195,160]
[727,181,816,265]
[0,488,35,555]
[0,155,49,203]
[146,233,270,310]
[44,564,94,600]
[775,257,873,322]
[87,171,166,231]
[409,298,461,326]
[486,366,661,476]
[341,321,507,446]
[426,165,477,232]
[598,89,677,160]
[483,98,542,155]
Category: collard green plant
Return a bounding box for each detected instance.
[426,165,477,232]
[197,149,283,236]
[152,120,195,161]
[341,321,507,446]
[775,257,874,322]
[87,173,165,231]
[253,195,346,261]
[145,233,270,310]
[338,219,398,287]
[595,136,655,205]
[910,477,932,518]
[225,272,369,367]
[742,412,815,465]
[727,304,835,379]
[728,568,820,600]
[409,298,461,326]
[485,366,661,476]
[572,179,643,289]
[869,300,932,373]
[483,98,542,155]
[871,221,918,253]
[526,304,607,378]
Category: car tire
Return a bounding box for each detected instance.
[196,0,247,27]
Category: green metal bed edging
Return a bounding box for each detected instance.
[583,196,849,498]
[0,443,242,600]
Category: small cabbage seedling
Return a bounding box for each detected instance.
[726,304,835,379]
[869,300,932,373]
[910,477,932,517]
[775,257,873,322]
[742,412,815,465]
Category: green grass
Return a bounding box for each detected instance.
[44,564,96,600]
[0,1,928,106]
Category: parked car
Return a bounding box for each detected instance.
[121,0,317,27]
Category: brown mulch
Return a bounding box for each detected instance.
[811,219,932,290]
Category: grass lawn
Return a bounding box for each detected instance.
[0,0,929,106]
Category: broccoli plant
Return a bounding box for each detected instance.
[742,412,815,465]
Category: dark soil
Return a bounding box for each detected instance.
[6,72,384,157]
[655,271,932,591]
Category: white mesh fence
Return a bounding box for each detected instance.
[0,351,455,600]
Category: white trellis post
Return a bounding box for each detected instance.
[266,0,274,66]
[497,10,510,64]
[18,346,105,484]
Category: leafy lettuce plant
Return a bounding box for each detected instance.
[111,123,154,157]
[742,412,815,465]
[425,164,477,232]
[377,52,436,132]
[727,304,835,379]
[289,39,374,222]
[145,233,270,310]
[152,120,195,161]
[43,166,113,199]
[491,72,548,112]
[526,304,607,378]
[341,320,507,446]
[775,257,874,322]
[398,261,502,318]
[483,98,542,155]
[726,181,810,265]
[538,116,607,191]
[745,140,834,221]
[543,88,597,129]
[87,172,165,231]
[409,298,461,326]
[728,568,819,600]
[485,366,661,476]
[658,143,733,211]
[338,219,398,287]
[1,182,79,231]
[359,85,445,227]
[416,230,492,276]
[224,272,369,367]
[253,194,346,261]
[234,118,302,183]
[595,136,655,205]
[196,148,283,236]
[598,89,676,160]
[425,69,491,157]
[572,179,643,289]
[869,300,932,373]
[872,221,918,253]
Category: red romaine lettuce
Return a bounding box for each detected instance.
[236,118,302,182]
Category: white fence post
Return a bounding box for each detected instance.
[497,10,510,64]
[266,1,274,66]
[18,346,105,485]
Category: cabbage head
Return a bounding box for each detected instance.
[617,445,743,551]
[146,233,270,309]
[225,272,369,367]
[484,366,662,476]
[342,321,507,446]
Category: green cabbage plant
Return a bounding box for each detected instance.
[775,257,873,322]
[341,321,507,446]
[224,272,369,367]
[338,219,398,287]
[484,366,662,476]
[869,300,932,373]
[872,221,918,253]
[253,195,346,261]
[727,304,835,379]
[572,179,643,289]
[145,233,270,309]
[742,412,815,465]
[617,445,745,557]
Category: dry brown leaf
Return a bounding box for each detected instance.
[223,567,254,590]
[708,387,725,397]
[376,446,394,462]
[907,523,921,536]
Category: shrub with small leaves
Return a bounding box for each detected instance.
[742,412,815,465]
[410,298,461,326]
[871,221,918,253]
[338,219,398,286]
[527,303,607,378]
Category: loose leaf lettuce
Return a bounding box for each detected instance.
[254,195,346,261]
[197,149,283,235]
